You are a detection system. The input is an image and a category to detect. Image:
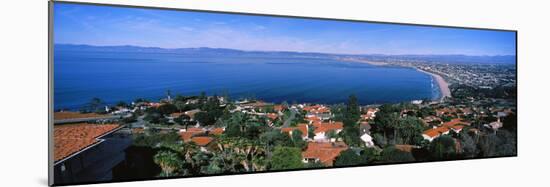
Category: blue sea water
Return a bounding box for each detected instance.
[54,50,440,110]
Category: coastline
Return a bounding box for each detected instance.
[339,58,451,102]
[337,58,389,66]
[415,68,452,101]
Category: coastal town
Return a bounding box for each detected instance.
[52,59,516,183]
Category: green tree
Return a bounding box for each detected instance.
[429,135,456,160]
[346,94,361,121]
[373,105,401,142]
[396,117,425,145]
[225,112,246,137]
[341,126,361,146]
[174,100,187,112]
[290,129,306,148]
[174,114,192,129]
[194,111,211,125]
[380,146,415,163]
[270,146,303,170]
[154,150,184,176]
[308,125,316,139]
[458,130,479,158]
[158,103,178,115]
[334,149,368,166]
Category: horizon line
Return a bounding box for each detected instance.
[54,43,517,57]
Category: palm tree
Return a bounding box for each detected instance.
[154,150,184,176]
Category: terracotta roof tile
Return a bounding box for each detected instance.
[302,142,348,166]
[180,128,205,142]
[281,123,308,137]
[209,128,224,135]
[54,123,120,162]
[313,122,343,134]
[191,137,214,146]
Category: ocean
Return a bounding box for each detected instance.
[53,49,440,110]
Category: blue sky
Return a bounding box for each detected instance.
[54,3,516,56]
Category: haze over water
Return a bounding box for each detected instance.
[54,48,439,110]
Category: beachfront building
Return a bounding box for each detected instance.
[53,123,131,184]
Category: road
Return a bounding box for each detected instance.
[282,108,298,128]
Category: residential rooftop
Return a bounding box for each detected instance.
[54,123,121,162]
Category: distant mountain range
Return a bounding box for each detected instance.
[55,44,516,64]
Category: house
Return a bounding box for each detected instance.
[360,133,375,147]
[184,109,202,120]
[422,126,450,142]
[190,136,215,152]
[167,112,186,123]
[304,105,332,120]
[53,112,117,124]
[486,118,503,130]
[359,122,371,135]
[148,102,162,108]
[362,108,378,121]
[442,119,469,133]
[53,123,131,184]
[273,105,286,112]
[209,127,225,136]
[179,128,206,142]
[423,115,440,123]
[302,142,348,166]
[303,105,330,114]
[266,113,278,121]
[281,123,309,140]
[312,122,343,141]
[305,116,322,124]
[422,119,469,141]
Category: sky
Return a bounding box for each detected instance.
[54,3,516,56]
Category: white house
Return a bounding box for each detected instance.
[312,122,343,141]
[360,133,375,147]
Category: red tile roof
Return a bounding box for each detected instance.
[281,123,308,137]
[423,126,450,138]
[306,116,322,123]
[312,122,343,134]
[273,105,285,112]
[209,128,225,135]
[54,123,120,162]
[302,142,348,166]
[191,137,214,146]
[303,105,330,114]
[442,118,469,127]
[425,119,469,138]
[267,113,278,120]
[180,128,205,142]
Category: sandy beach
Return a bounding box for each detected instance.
[415,68,452,101]
[339,58,452,102]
